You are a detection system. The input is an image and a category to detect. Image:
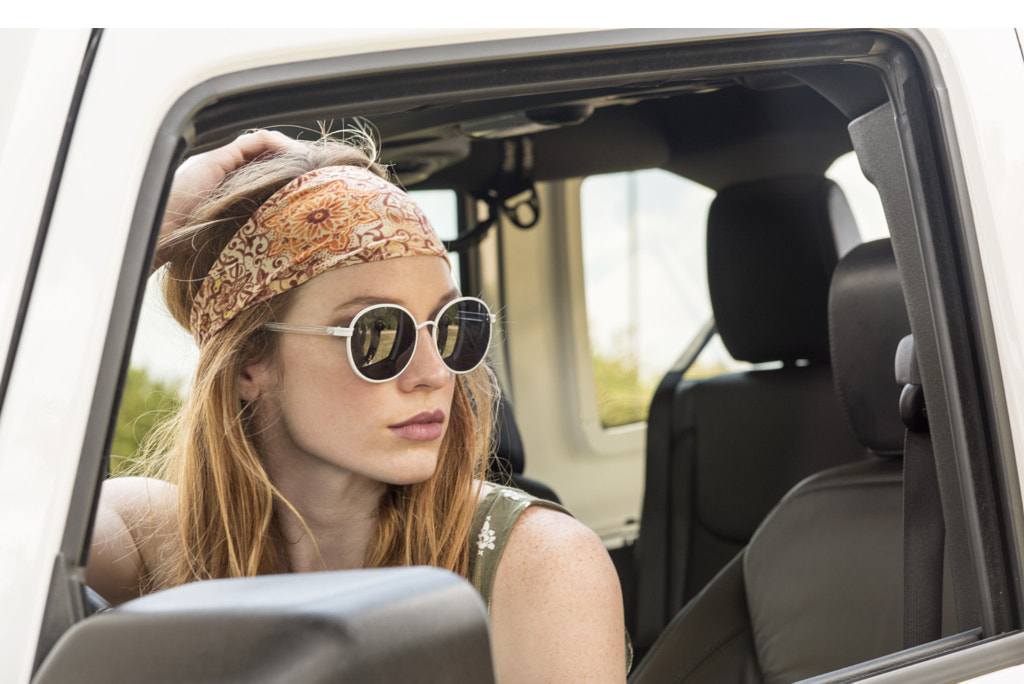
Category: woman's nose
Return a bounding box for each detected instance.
[397,325,451,391]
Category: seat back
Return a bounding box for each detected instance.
[633,177,866,648]
[630,239,922,684]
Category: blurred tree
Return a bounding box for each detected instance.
[110,366,181,476]
[592,349,735,427]
[592,352,655,427]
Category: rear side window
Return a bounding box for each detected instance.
[826,151,889,244]
[580,169,720,427]
[409,189,460,281]
[580,154,887,430]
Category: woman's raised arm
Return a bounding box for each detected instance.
[155,130,301,270]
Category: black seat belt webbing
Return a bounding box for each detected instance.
[902,427,944,647]
[897,334,944,648]
[634,366,689,649]
[633,321,714,651]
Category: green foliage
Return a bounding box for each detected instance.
[683,359,733,381]
[110,366,181,476]
[592,351,734,427]
[591,352,656,427]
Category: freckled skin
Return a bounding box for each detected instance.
[486,489,628,683]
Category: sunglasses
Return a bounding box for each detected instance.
[262,296,495,383]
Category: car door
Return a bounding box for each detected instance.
[5,28,1024,684]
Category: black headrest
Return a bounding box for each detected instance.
[828,239,910,456]
[707,176,857,364]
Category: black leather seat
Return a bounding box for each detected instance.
[630,239,937,683]
[632,177,866,649]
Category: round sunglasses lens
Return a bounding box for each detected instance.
[436,299,491,373]
[351,307,417,381]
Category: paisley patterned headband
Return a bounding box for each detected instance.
[190,165,448,346]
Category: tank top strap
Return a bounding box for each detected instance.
[467,483,634,673]
[467,484,571,608]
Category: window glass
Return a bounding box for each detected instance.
[409,189,460,286]
[579,159,883,429]
[826,151,889,242]
[114,274,194,473]
[580,169,717,427]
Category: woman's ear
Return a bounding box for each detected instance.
[238,359,274,401]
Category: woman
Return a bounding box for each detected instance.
[87,131,627,682]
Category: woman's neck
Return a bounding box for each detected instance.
[269,464,387,574]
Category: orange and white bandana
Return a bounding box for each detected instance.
[190,166,448,346]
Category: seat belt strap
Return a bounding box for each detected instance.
[902,426,944,647]
[634,366,689,649]
[633,321,714,651]
[897,335,944,648]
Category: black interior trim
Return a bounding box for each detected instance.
[852,630,1024,683]
[796,628,982,683]
[175,31,883,155]
[874,35,1018,636]
[897,32,1024,629]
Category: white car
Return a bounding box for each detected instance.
[3,28,1024,682]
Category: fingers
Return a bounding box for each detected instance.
[194,130,300,177]
[236,129,302,163]
[176,130,299,190]
[156,130,301,271]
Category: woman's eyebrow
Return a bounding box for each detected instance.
[331,288,463,318]
[431,288,462,314]
[331,296,393,317]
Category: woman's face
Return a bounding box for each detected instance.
[240,255,459,488]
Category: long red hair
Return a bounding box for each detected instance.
[144,137,494,587]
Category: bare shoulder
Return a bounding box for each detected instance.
[100,476,178,541]
[87,477,178,605]
[489,505,626,683]
[101,476,176,512]
[501,505,608,570]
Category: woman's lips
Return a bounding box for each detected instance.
[389,409,446,441]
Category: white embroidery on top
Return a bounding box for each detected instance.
[477,515,496,556]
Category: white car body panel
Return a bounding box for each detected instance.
[928,29,1024,489]
[2,27,1023,683]
[0,30,90,380]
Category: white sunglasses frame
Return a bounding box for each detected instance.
[262,296,495,383]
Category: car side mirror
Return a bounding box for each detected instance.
[34,567,495,683]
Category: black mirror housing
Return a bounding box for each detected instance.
[34,567,495,684]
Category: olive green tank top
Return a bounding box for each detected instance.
[467,484,633,673]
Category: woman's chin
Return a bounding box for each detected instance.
[380,451,440,486]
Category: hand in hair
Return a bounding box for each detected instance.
[156,130,302,270]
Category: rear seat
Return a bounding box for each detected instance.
[629,239,951,683]
[632,176,867,651]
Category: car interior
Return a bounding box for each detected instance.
[354,31,1014,679]
[33,29,1021,682]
